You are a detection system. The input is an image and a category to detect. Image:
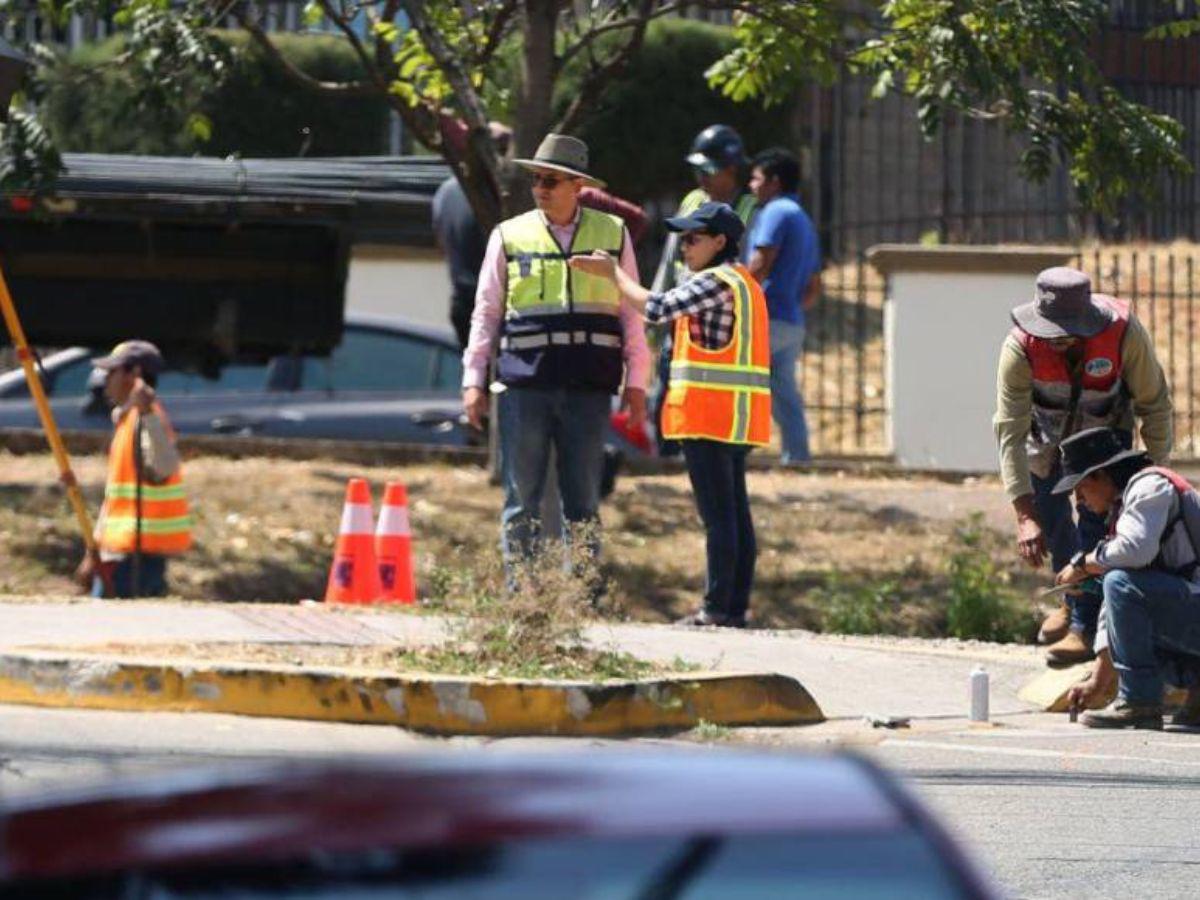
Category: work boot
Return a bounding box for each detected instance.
[1038,602,1071,645]
[1045,630,1095,667]
[1170,687,1200,727]
[1081,699,1164,730]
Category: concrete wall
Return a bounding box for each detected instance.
[869,244,1077,471]
[345,244,452,329]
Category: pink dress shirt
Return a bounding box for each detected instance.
[461,206,649,391]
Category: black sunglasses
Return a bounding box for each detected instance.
[680,232,715,246]
[531,173,575,189]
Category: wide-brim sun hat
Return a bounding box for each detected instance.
[1051,426,1147,494]
[514,133,606,188]
[1011,266,1112,339]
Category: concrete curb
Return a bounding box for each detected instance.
[0,650,825,736]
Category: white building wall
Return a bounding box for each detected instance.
[870,245,1077,471]
[345,244,452,329]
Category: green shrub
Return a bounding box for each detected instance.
[41,31,390,157]
[944,515,1035,643]
[566,19,792,201]
[816,574,896,635]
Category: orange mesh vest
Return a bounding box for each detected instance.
[662,263,771,446]
[100,403,192,555]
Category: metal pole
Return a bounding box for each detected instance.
[0,261,96,551]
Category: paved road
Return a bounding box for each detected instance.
[5,704,1200,899]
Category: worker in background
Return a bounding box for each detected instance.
[1055,427,1200,729]
[461,134,649,585]
[572,201,770,627]
[74,340,191,598]
[651,124,757,456]
[745,147,822,465]
[994,267,1172,665]
[436,119,647,352]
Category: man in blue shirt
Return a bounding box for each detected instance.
[745,148,822,464]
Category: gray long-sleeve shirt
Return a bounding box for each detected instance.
[1093,472,1200,651]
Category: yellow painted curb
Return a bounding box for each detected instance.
[1018,663,1184,713]
[0,651,824,736]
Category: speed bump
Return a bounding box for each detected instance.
[1019,663,1184,713]
[0,650,824,736]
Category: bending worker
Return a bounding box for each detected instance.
[571,201,770,628]
[1055,427,1200,730]
[74,340,192,598]
[461,134,649,581]
[994,266,1172,665]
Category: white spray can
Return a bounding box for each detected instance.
[969,665,990,723]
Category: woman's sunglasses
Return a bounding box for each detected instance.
[680,232,714,246]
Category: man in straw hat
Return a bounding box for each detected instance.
[461,133,649,581]
[994,266,1172,665]
[1052,427,1200,729]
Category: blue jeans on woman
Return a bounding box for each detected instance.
[1032,464,1107,633]
[1104,569,1200,704]
[769,319,810,464]
[682,439,755,622]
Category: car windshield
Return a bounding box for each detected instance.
[6,831,967,899]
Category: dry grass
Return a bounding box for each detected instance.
[0,450,1043,637]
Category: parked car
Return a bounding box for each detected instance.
[0,750,999,898]
[0,314,472,446]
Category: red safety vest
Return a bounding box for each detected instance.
[1012,295,1130,451]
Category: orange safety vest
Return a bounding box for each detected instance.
[99,403,192,555]
[662,263,771,446]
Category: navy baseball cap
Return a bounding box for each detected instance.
[665,201,746,243]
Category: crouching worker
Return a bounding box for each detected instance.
[74,341,192,598]
[570,201,770,627]
[1057,427,1200,729]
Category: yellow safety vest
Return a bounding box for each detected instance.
[497,207,627,392]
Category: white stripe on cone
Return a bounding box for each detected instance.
[377,504,410,536]
[339,503,375,535]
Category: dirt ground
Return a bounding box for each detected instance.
[0,450,1047,635]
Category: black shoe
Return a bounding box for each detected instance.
[676,609,746,628]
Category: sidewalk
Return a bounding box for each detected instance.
[0,598,1044,723]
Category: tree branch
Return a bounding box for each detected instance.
[557,1,683,70]
[232,5,378,97]
[555,0,655,135]
[315,0,393,94]
[474,0,520,67]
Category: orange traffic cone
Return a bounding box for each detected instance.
[324,478,382,604]
[376,481,416,604]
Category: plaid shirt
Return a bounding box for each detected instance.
[644,271,735,349]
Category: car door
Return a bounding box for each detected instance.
[264,325,468,445]
[0,350,113,434]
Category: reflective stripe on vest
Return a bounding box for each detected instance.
[663,263,771,446]
[1014,295,1131,449]
[500,208,623,317]
[100,404,192,556]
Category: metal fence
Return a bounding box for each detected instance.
[1075,246,1200,460]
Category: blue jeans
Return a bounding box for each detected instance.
[683,439,755,620]
[91,554,168,599]
[769,319,810,463]
[1104,569,1200,704]
[1032,464,1107,632]
[499,387,610,572]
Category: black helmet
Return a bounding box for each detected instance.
[686,124,745,173]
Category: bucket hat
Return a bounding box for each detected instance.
[1011,267,1112,339]
[1051,426,1146,494]
[514,134,605,188]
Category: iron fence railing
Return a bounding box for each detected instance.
[1075,246,1200,460]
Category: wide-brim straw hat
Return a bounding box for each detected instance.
[514,133,606,188]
